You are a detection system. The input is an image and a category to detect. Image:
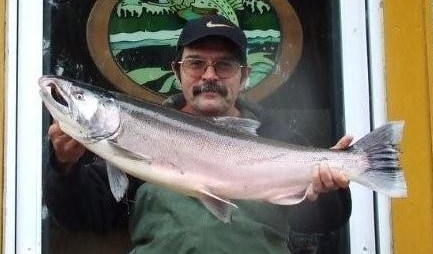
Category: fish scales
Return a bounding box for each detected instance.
[117,103,350,191]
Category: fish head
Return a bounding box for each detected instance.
[39,76,121,142]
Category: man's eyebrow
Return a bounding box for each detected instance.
[183,55,238,61]
[183,55,202,59]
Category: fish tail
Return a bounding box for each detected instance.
[350,121,407,197]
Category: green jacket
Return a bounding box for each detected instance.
[129,184,293,254]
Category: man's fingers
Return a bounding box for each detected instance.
[331,135,354,150]
[306,184,318,201]
[48,122,77,148]
[332,170,350,188]
[56,139,85,163]
[51,133,77,154]
[48,122,63,137]
[311,163,350,200]
[52,133,73,144]
[319,162,336,189]
[308,134,353,199]
[311,165,324,193]
[65,138,84,151]
[48,121,86,164]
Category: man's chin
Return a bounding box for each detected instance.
[194,92,225,105]
[194,99,227,116]
[197,91,221,99]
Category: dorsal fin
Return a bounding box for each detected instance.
[212,116,261,136]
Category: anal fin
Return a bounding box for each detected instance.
[197,189,238,223]
[267,190,307,205]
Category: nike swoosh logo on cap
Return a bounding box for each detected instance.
[206,21,232,28]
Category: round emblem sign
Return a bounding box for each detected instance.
[87,0,302,103]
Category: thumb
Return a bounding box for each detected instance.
[331,135,353,150]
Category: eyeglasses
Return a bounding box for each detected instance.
[177,58,245,79]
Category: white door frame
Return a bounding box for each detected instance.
[340,0,391,253]
[4,0,44,253]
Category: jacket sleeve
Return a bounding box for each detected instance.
[43,146,141,234]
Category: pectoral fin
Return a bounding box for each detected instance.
[107,140,152,162]
[197,189,238,223]
[107,162,129,202]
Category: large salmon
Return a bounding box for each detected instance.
[39,75,407,223]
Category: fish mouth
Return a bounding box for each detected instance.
[39,77,70,108]
[49,82,69,107]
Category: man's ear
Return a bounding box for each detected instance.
[171,62,181,82]
[240,66,251,84]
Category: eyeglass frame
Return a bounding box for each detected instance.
[174,58,248,79]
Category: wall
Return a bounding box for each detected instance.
[384,0,433,253]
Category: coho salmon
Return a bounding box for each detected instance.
[39,75,407,223]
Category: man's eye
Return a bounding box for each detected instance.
[218,61,233,68]
[217,61,237,69]
[187,59,204,67]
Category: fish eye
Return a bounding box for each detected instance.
[73,92,84,100]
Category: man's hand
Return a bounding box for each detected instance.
[48,121,86,174]
[306,135,353,201]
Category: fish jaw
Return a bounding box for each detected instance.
[38,76,79,136]
[39,76,89,141]
[39,76,72,120]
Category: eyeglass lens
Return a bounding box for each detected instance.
[180,59,241,78]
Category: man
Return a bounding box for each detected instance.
[44,15,352,253]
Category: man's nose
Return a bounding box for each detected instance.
[201,65,219,81]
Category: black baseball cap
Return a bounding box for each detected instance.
[177,15,247,62]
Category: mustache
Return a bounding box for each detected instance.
[192,82,228,97]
